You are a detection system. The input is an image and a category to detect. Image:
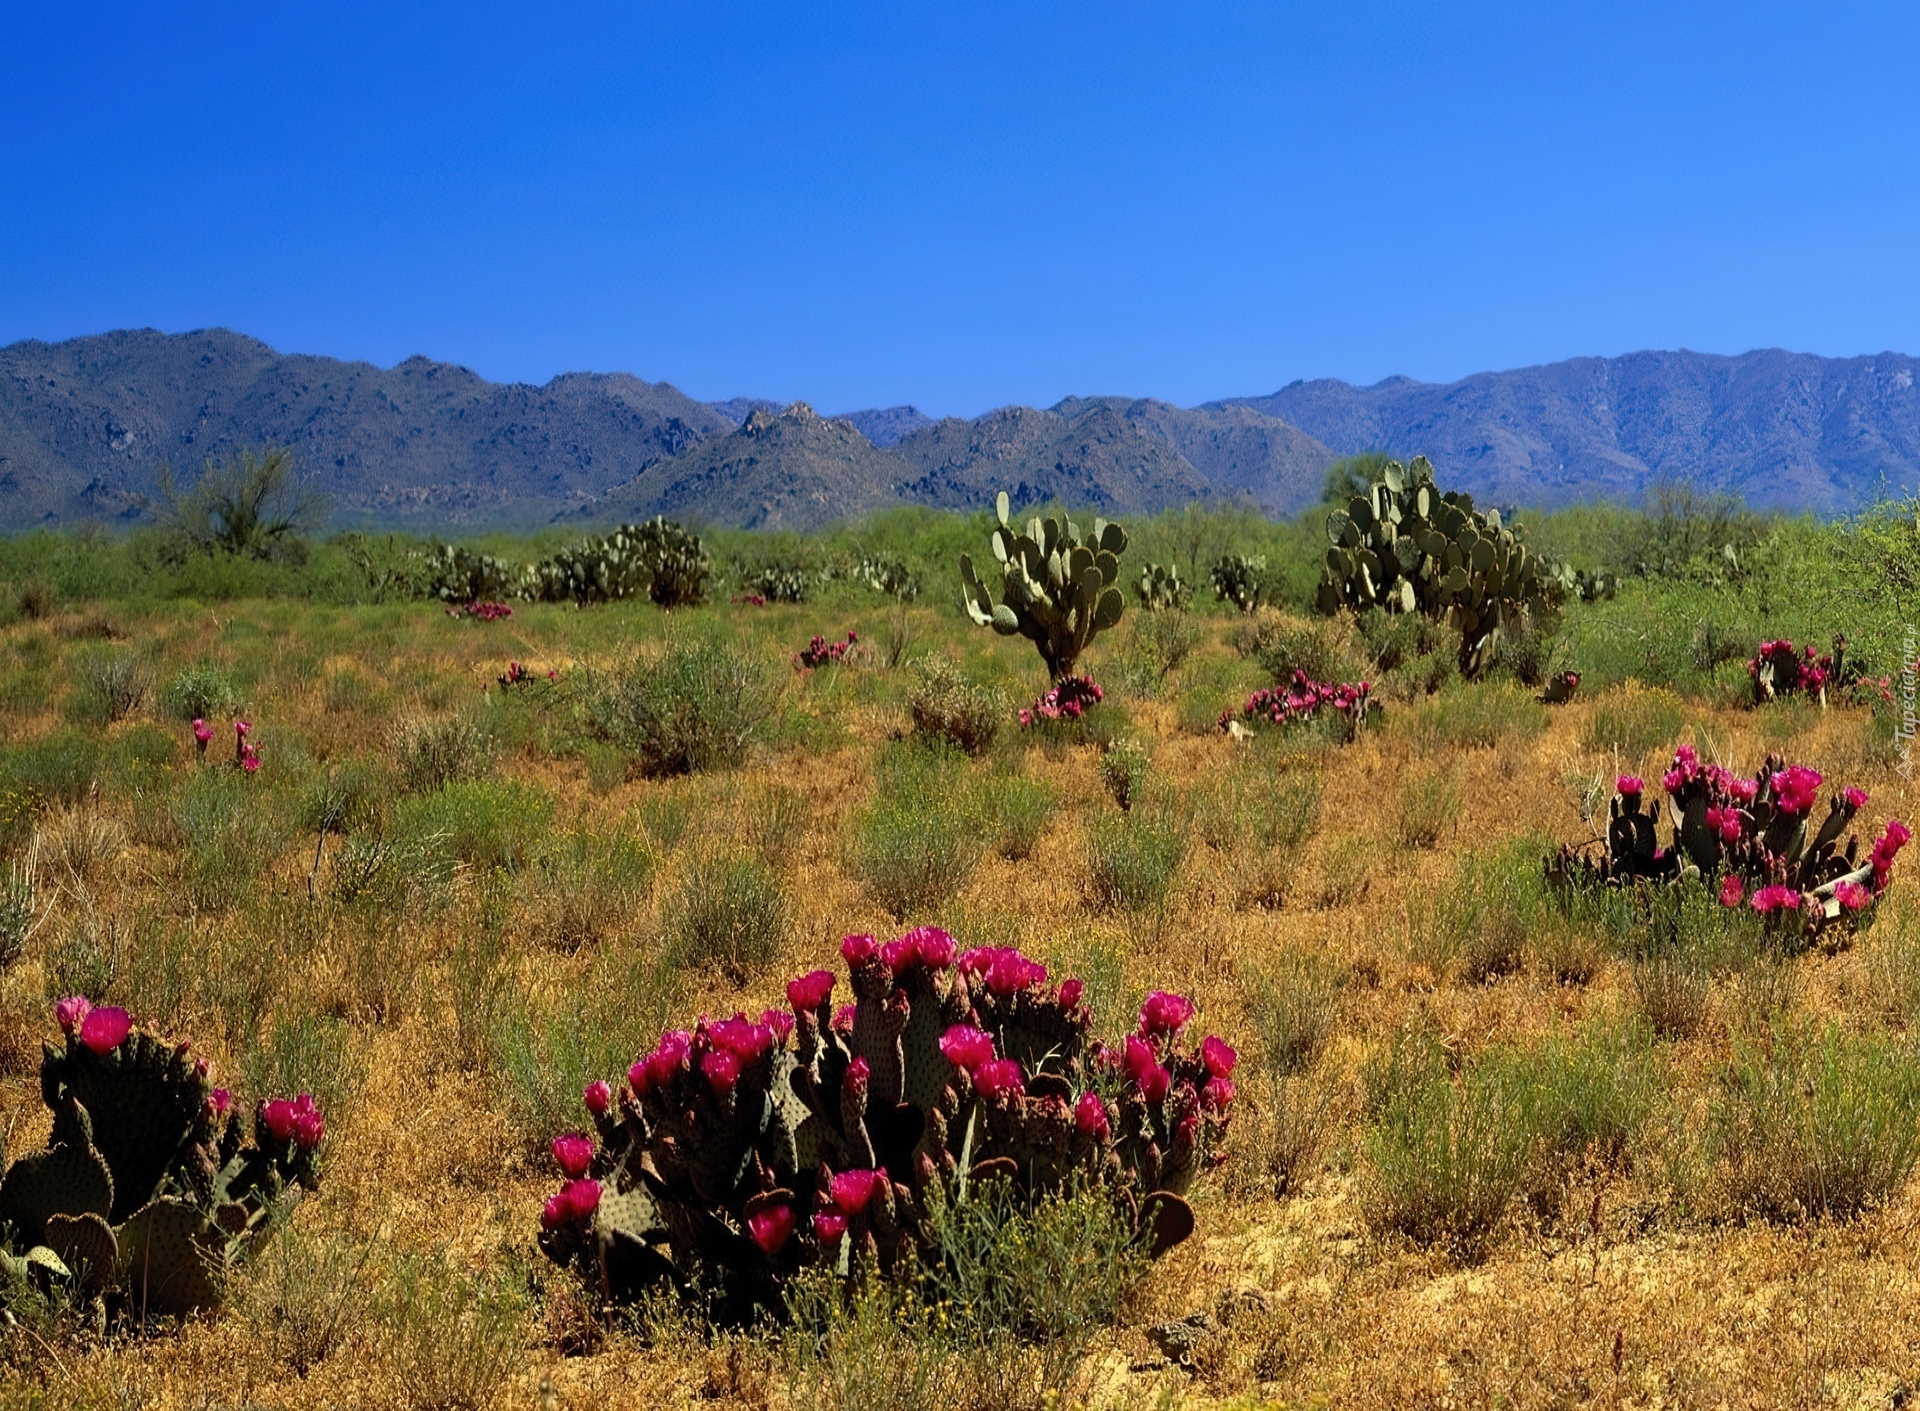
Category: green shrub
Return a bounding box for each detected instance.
[240,1225,378,1378]
[1238,614,1365,686]
[1356,612,1459,696]
[1710,1022,1920,1220]
[159,661,242,721]
[392,777,553,873]
[851,747,986,918]
[171,767,286,913]
[1244,951,1342,1077]
[1495,1020,1659,1173]
[664,848,789,981]
[5,728,102,806]
[1084,799,1186,915]
[69,645,154,724]
[975,773,1054,862]
[585,635,778,777]
[1405,683,1549,751]
[393,712,494,793]
[1097,739,1150,811]
[1110,611,1202,698]
[526,829,655,950]
[739,783,810,867]
[1409,839,1548,983]
[1581,684,1687,764]
[374,1251,526,1411]
[1310,834,1373,909]
[1394,768,1459,850]
[907,655,1006,756]
[242,1006,369,1129]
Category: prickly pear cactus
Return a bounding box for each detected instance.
[1315,455,1566,677]
[424,543,534,604]
[1209,554,1269,614]
[533,526,656,605]
[633,516,711,608]
[0,1000,325,1323]
[540,927,1236,1318]
[1135,562,1191,612]
[960,492,1127,681]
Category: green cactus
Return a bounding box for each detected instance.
[1209,554,1270,614]
[959,492,1128,681]
[1134,562,1192,612]
[424,543,533,604]
[633,516,711,608]
[1314,455,1566,678]
[746,564,813,604]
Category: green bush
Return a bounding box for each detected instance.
[5,729,102,806]
[525,829,655,951]
[392,777,553,873]
[1409,838,1548,983]
[241,1005,368,1128]
[1405,683,1549,752]
[1084,799,1186,915]
[975,773,1054,862]
[1394,768,1459,850]
[1581,684,1687,764]
[663,848,789,981]
[1097,739,1150,812]
[70,645,155,724]
[584,635,778,777]
[851,746,986,918]
[907,655,1006,756]
[393,712,495,793]
[159,660,242,721]
[171,767,286,913]
[1244,950,1342,1078]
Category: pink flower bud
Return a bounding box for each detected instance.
[1616,775,1644,797]
[541,1193,569,1231]
[1056,977,1085,1010]
[1122,1034,1157,1084]
[830,1168,882,1215]
[205,1087,232,1119]
[1074,1090,1111,1139]
[262,1098,298,1142]
[1200,1035,1238,1079]
[840,933,879,967]
[973,1058,1025,1100]
[1845,787,1870,810]
[1719,874,1745,909]
[583,1079,612,1116]
[552,1133,594,1179]
[787,969,835,1011]
[1138,991,1195,1036]
[814,1212,848,1244]
[55,995,92,1033]
[831,1004,856,1033]
[761,1008,794,1043]
[746,1203,795,1256]
[1138,1063,1172,1104]
[561,1178,601,1221]
[938,1025,995,1071]
[79,1006,132,1055]
[844,1056,870,1094]
[1201,1077,1236,1111]
[293,1107,325,1149]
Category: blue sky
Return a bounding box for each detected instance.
[2,3,1915,416]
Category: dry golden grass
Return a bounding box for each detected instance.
[0,596,1915,1409]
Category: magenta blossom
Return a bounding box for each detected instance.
[973,1058,1026,1100]
[831,1004,857,1033]
[1121,1034,1158,1085]
[1137,1063,1173,1104]
[1139,991,1195,1036]
[289,1093,324,1149]
[702,1048,742,1095]
[1201,1077,1237,1111]
[552,1133,594,1180]
[829,1168,883,1215]
[761,1008,794,1044]
[903,926,956,969]
[814,1212,848,1244]
[205,1087,232,1119]
[1074,1090,1111,1139]
[583,1079,612,1116]
[1751,884,1802,915]
[261,1098,298,1142]
[746,1203,795,1256]
[1201,1035,1238,1079]
[880,938,915,973]
[840,933,879,967]
[1833,880,1872,912]
[983,950,1048,995]
[787,969,835,1012]
[1845,787,1870,811]
[1769,765,1824,816]
[938,1024,995,1071]
[1719,874,1746,909]
[1616,775,1644,797]
[79,1006,132,1055]
[561,1178,600,1221]
[55,995,93,1034]
[1056,978,1085,1010]
[709,1015,775,1061]
[844,1056,870,1096]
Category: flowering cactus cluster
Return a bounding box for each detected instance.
[537,930,1234,1313]
[0,1000,323,1318]
[1018,674,1104,727]
[1547,743,1907,940]
[795,630,859,670]
[497,660,558,690]
[1748,637,1837,704]
[192,718,259,774]
[1542,669,1581,704]
[445,600,515,621]
[1219,671,1374,736]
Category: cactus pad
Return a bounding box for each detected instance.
[43,1212,117,1293]
[115,1198,226,1318]
[0,1141,113,1247]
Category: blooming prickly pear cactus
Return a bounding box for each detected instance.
[1219,670,1373,739]
[539,928,1236,1314]
[0,999,323,1320]
[961,491,1127,681]
[1748,637,1840,706]
[1546,745,1907,941]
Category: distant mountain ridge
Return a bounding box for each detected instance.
[1,328,1913,532]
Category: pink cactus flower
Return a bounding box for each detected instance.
[234,719,252,738]
[840,933,879,967]
[583,1079,612,1116]
[957,946,1001,976]
[1719,874,1746,908]
[984,950,1047,995]
[1202,1077,1236,1111]
[1138,991,1195,1036]
[242,754,261,774]
[1662,769,1686,793]
[1121,1034,1158,1084]
[1845,787,1870,811]
[192,718,212,746]
[1201,1035,1238,1079]
[1616,775,1644,797]
[205,1088,232,1119]
[844,1056,870,1095]
[1751,884,1802,915]
[552,1133,594,1179]
[1073,1090,1111,1139]
[79,1006,132,1055]
[787,969,835,1012]
[710,1015,775,1061]
[939,1025,995,1071]
[761,1008,794,1043]
[1138,1063,1173,1104]
[262,1098,299,1142]
[1056,978,1085,1010]
[541,1192,570,1231]
[1834,880,1872,912]
[1769,765,1824,816]
[905,927,956,969]
[831,1004,857,1033]
[746,1203,795,1256]
[974,1058,1025,1100]
[879,938,915,973]
[55,995,93,1034]
[814,1212,848,1244]
[561,1178,601,1221]
[702,1048,742,1095]
[829,1168,883,1215]
[293,1106,325,1150]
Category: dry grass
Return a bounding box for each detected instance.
[0,594,1916,1409]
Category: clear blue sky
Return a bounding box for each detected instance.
[3,3,1916,416]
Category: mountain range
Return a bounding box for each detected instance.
[1,328,1914,533]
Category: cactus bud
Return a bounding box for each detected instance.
[746,1203,795,1255]
[55,995,92,1034]
[552,1133,594,1179]
[583,1079,612,1116]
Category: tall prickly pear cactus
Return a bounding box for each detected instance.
[533,525,656,605]
[960,492,1127,680]
[634,516,711,608]
[1315,455,1566,677]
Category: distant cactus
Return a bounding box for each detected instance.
[795,631,859,670]
[1220,671,1374,739]
[1209,555,1269,614]
[633,517,711,608]
[1134,563,1192,613]
[0,1001,323,1320]
[1547,745,1905,942]
[537,932,1235,1315]
[960,492,1127,681]
[1748,637,1839,705]
[1315,455,1566,677]
[425,543,533,604]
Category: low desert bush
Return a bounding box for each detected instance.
[1395,767,1460,850]
[374,1251,526,1411]
[393,712,495,793]
[851,746,986,918]
[526,829,655,950]
[69,645,153,724]
[1408,838,1549,984]
[907,655,1006,756]
[392,777,552,873]
[1244,951,1343,1077]
[4,729,102,807]
[585,635,779,777]
[242,1004,369,1129]
[1084,797,1186,915]
[976,773,1054,861]
[1405,683,1549,752]
[1582,684,1687,765]
[240,1225,378,1378]
[663,848,789,981]
[159,660,242,721]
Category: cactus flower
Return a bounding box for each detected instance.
[1201,1035,1238,1079]
[710,1015,775,1060]
[746,1203,795,1255]
[1845,787,1870,810]
[1616,776,1644,797]
[561,1178,601,1221]
[1751,884,1802,915]
[844,1056,870,1095]
[983,950,1047,995]
[205,1087,232,1119]
[1834,880,1872,912]
[829,1168,883,1215]
[235,719,252,737]
[702,1049,742,1095]
[760,1008,794,1043]
[78,1005,132,1054]
[552,1133,594,1179]
[1056,978,1085,1010]
[1137,1063,1173,1104]
[938,1024,995,1071]
[1201,1077,1236,1111]
[192,718,212,748]
[583,1079,612,1116]
[1121,1033,1157,1083]
[55,995,92,1033]
[293,1105,325,1150]
[831,1004,857,1033]
[243,753,261,774]
[907,927,956,968]
[880,938,915,973]
[813,1212,848,1244]
[1719,874,1746,908]
[840,933,879,967]
[1074,1090,1111,1139]
[262,1098,299,1142]
[973,1058,1025,1100]
[541,1193,569,1231]
[787,969,835,1012]
[1769,766,1824,816]
[1138,991,1195,1036]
